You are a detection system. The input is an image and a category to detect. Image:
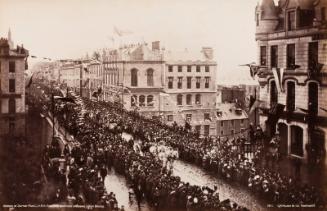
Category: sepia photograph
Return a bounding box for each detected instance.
[0,0,326,210]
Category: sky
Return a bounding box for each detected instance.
[0,0,261,85]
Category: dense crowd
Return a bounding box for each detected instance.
[28,81,325,210]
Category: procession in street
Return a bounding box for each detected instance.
[1,0,327,210]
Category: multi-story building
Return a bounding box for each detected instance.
[0,32,29,139]
[102,42,165,115]
[255,0,327,161]
[216,103,249,139]
[100,42,218,135]
[162,48,217,136]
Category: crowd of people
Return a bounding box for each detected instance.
[28,81,325,209]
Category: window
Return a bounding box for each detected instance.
[231,120,234,126]
[287,44,296,70]
[291,126,303,156]
[260,46,267,66]
[131,95,137,106]
[196,77,201,89]
[299,9,315,28]
[205,77,210,88]
[177,94,183,105]
[204,125,210,136]
[195,94,201,104]
[308,82,318,115]
[308,42,318,73]
[147,69,154,86]
[220,121,224,127]
[186,114,192,122]
[195,125,201,134]
[178,77,183,89]
[9,79,15,92]
[204,113,210,120]
[287,11,296,31]
[178,66,182,72]
[9,121,15,136]
[139,95,145,107]
[186,94,192,105]
[8,98,15,114]
[256,13,259,26]
[286,81,295,112]
[231,130,234,135]
[131,69,138,87]
[221,130,224,135]
[167,115,173,122]
[168,65,173,72]
[147,95,154,106]
[322,7,326,21]
[271,45,278,68]
[168,77,173,89]
[187,65,192,72]
[9,61,15,73]
[187,77,192,89]
[270,80,278,107]
[205,66,209,72]
[196,65,201,72]
[241,119,244,124]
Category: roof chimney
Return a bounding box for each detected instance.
[152,41,160,51]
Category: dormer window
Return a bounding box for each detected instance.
[287,10,296,31]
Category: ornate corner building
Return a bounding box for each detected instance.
[255,0,327,161]
[0,31,29,139]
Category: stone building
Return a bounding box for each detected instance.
[162,47,217,136]
[255,0,327,161]
[99,42,218,135]
[0,32,29,139]
[216,103,249,139]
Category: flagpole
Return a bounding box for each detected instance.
[51,93,55,139]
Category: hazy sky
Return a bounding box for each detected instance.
[0,0,260,84]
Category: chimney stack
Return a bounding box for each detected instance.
[152,41,160,51]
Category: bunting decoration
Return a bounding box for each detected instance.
[272,67,284,93]
[249,99,263,115]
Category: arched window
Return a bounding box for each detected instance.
[195,94,201,104]
[308,82,318,115]
[139,95,145,107]
[270,80,278,107]
[286,81,295,112]
[131,95,137,107]
[131,68,138,87]
[177,94,183,105]
[147,69,154,86]
[186,94,192,105]
[147,95,154,106]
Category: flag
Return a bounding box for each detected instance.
[249,99,263,114]
[82,63,89,73]
[272,68,284,93]
[113,26,132,37]
[83,78,90,87]
[25,73,34,88]
[239,63,263,79]
[267,103,285,125]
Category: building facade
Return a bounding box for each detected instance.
[255,0,327,162]
[216,103,249,139]
[0,34,29,139]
